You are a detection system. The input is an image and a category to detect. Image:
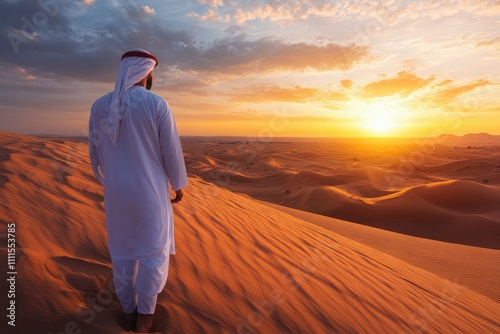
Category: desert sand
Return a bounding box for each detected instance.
[0,131,499,333]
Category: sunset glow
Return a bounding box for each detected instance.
[0,1,499,137]
[370,118,393,135]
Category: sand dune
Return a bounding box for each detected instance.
[265,203,500,304]
[282,179,500,248]
[1,132,499,333]
[184,139,500,249]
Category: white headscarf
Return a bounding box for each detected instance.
[107,48,157,145]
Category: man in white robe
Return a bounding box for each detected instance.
[88,49,188,332]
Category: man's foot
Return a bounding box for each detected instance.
[124,307,138,331]
[135,313,154,333]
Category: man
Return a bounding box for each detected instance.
[88,49,188,332]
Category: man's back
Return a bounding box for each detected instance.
[89,85,185,260]
[91,86,167,191]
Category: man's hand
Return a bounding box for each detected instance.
[171,189,183,204]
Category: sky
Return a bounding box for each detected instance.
[0,0,499,137]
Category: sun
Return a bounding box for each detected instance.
[370,117,393,135]
[356,98,408,136]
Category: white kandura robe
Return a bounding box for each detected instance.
[88,86,187,280]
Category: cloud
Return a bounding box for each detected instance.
[230,85,320,103]
[398,77,495,113]
[199,0,225,7]
[187,8,230,22]
[437,79,453,86]
[431,79,491,105]
[0,64,38,83]
[180,35,370,76]
[189,0,500,27]
[363,71,435,98]
[341,79,353,89]
[190,1,344,25]
[0,1,194,83]
[143,5,155,15]
[229,84,348,103]
[0,1,369,88]
[233,3,293,24]
[475,37,500,53]
[358,73,494,112]
[15,67,36,81]
[124,4,156,19]
[347,0,500,31]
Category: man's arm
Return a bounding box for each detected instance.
[157,100,188,201]
[88,105,105,185]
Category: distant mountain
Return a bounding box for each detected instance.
[434,133,500,146]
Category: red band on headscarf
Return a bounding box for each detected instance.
[121,51,159,67]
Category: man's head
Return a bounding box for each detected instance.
[120,49,158,90]
[106,49,159,144]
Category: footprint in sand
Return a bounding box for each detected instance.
[46,256,180,333]
[45,256,114,304]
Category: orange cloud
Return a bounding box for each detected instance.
[187,8,229,22]
[475,37,500,52]
[199,0,224,7]
[231,2,343,24]
[143,5,156,15]
[437,79,453,86]
[431,79,491,105]
[363,71,434,98]
[341,79,353,89]
[255,42,369,72]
